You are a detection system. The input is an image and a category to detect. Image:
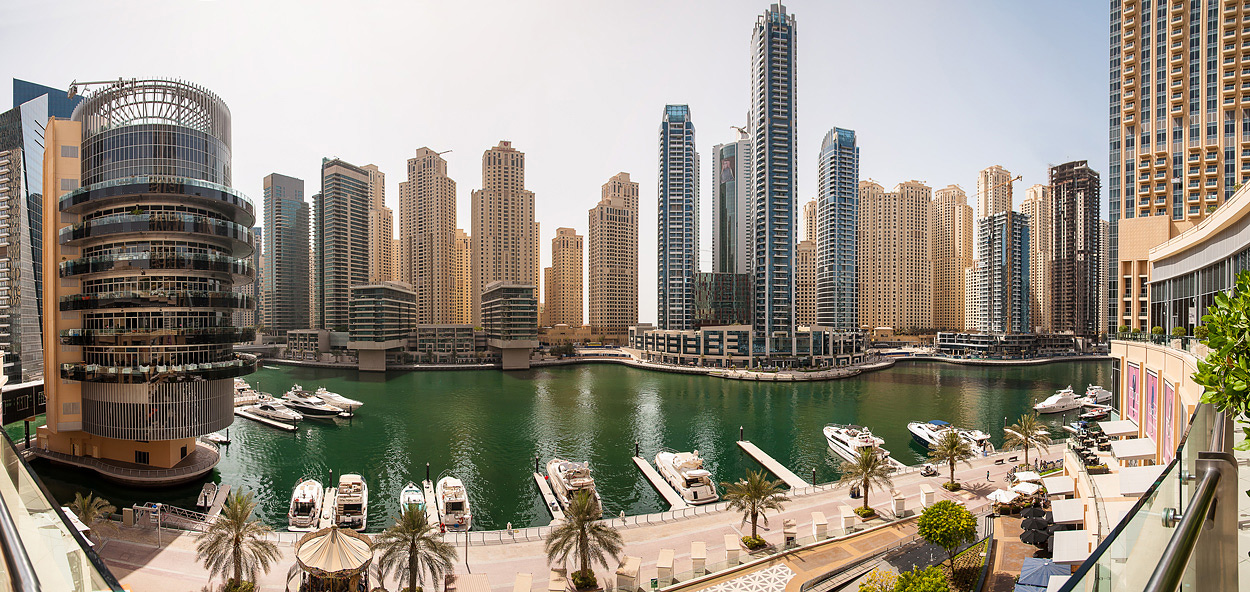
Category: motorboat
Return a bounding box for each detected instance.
[1033,386,1081,414]
[314,387,362,413]
[1079,404,1113,421]
[196,483,217,511]
[436,476,472,531]
[824,424,893,464]
[288,478,323,532]
[203,431,230,445]
[399,482,426,513]
[654,450,718,505]
[546,458,603,517]
[282,386,343,417]
[248,402,303,423]
[907,420,993,452]
[1077,384,1113,407]
[334,474,368,532]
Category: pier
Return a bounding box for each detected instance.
[631,456,690,510]
[233,407,298,431]
[421,480,442,527]
[317,487,336,529]
[532,472,565,522]
[204,484,231,520]
[736,440,811,489]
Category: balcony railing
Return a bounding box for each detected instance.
[60,353,258,383]
[59,289,254,311]
[60,251,253,279]
[59,326,255,346]
[59,212,254,250]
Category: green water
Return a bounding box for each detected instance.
[20,360,1111,532]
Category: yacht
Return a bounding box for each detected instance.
[546,458,603,517]
[282,386,343,417]
[399,482,426,513]
[654,451,718,505]
[436,476,472,531]
[314,387,363,413]
[1079,404,1113,421]
[288,478,323,532]
[907,420,993,452]
[1078,384,1113,407]
[195,483,217,512]
[334,474,368,532]
[248,401,303,423]
[823,424,902,469]
[1034,386,1082,414]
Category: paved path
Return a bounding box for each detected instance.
[986,516,1038,592]
[633,456,690,510]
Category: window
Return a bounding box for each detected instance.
[135,450,150,464]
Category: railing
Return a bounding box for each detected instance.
[59,353,258,383]
[59,251,253,279]
[1112,332,1202,355]
[58,175,255,217]
[59,326,256,345]
[29,439,219,480]
[60,289,254,311]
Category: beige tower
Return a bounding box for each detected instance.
[795,239,817,327]
[588,172,639,341]
[533,221,541,304]
[452,229,472,324]
[1021,184,1053,332]
[399,148,457,324]
[470,141,538,324]
[930,185,974,331]
[859,180,933,333]
[391,238,403,285]
[977,165,1014,217]
[362,164,395,283]
[803,198,817,242]
[544,228,583,327]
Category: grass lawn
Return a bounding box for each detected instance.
[940,539,989,592]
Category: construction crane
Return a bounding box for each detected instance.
[981,174,1023,213]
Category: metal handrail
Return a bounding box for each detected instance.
[1142,469,1220,592]
[0,484,41,592]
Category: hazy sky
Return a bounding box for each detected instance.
[1,0,1108,323]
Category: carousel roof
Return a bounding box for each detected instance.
[295,526,373,577]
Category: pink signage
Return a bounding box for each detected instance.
[1126,362,1140,424]
[1163,380,1176,463]
[1145,370,1158,442]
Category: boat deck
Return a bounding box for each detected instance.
[532,472,566,522]
[233,407,298,431]
[631,456,690,510]
[736,440,811,489]
[421,479,442,527]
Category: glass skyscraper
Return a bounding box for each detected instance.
[711,131,751,276]
[262,173,309,333]
[815,127,859,331]
[0,93,49,383]
[657,105,698,331]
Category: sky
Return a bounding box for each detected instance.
[0,0,1109,324]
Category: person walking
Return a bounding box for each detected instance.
[986,470,991,482]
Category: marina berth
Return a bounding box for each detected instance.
[436,476,472,531]
[334,474,368,532]
[400,482,426,513]
[654,450,718,505]
[546,458,603,517]
[823,424,906,469]
[282,385,344,417]
[288,478,323,532]
[1034,386,1082,413]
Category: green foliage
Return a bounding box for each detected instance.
[223,581,256,592]
[838,448,895,512]
[941,482,961,491]
[721,470,789,538]
[894,566,949,592]
[195,490,280,587]
[67,492,117,541]
[1118,325,1131,333]
[570,569,599,590]
[740,535,767,550]
[1193,270,1250,450]
[1172,326,1189,337]
[1003,413,1051,466]
[917,501,977,569]
[1151,326,1165,336]
[374,505,458,592]
[545,491,623,579]
[549,343,577,357]
[1130,327,1141,334]
[853,506,877,518]
[1195,325,1210,340]
[857,568,897,592]
[927,431,974,490]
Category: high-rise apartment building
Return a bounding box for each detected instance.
[470,141,537,324]
[815,127,859,330]
[1049,161,1101,337]
[452,229,472,324]
[544,228,583,327]
[262,173,310,334]
[588,172,639,340]
[234,226,262,327]
[750,3,798,356]
[1108,0,1246,331]
[315,158,371,331]
[804,199,817,243]
[399,148,457,323]
[657,105,699,330]
[858,180,932,333]
[975,211,1031,334]
[12,78,82,119]
[930,185,974,331]
[40,79,255,479]
[964,263,983,331]
[977,165,1014,217]
[1098,219,1109,334]
[795,240,817,327]
[362,164,394,283]
[0,92,49,383]
[1021,184,1052,332]
[711,131,751,276]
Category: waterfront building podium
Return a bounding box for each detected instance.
[482,281,538,370]
[347,282,417,371]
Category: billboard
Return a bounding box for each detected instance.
[1163,380,1176,463]
[1126,362,1140,424]
[1145,370,1158,442]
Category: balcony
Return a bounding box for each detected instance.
[59,212,255,254]
[59,252,253,281]
[59,289,254,311]
[60,353,258,383]
[59,326,256,346]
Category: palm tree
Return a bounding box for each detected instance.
[374,504,457,592]
[66,492,117,541]
[720,469,789,540]
[1004,413,1052,466]
[195,490,280,588]
[544,490,624,587]
[837,449,895,513]
[927,431,974,489]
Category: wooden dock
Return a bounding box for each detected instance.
[317,487,337,529]
[737,440,811,489]
[631,456,690,510]
[234,407,298,431]
[421,479,442,527]
[204,484,231,520]
[532,472,566,522]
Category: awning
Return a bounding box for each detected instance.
[1049,498,1085,525]
[1110,438,1157,462]
[1119,464,1167,497]
[1011,482,1042,495]
[1098,420,1139,438]
[1014,471,1043,483]
[1052,529,1092,564]
[988,489,1020,504]
[1041,476,1074,497]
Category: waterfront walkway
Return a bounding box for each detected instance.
[95,449,1059,592]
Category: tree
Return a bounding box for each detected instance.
[1194,324,1210,340]
[1003,412,1051,466]
[195,490,281,589]
[1193,270,1250,451]
[1151,326,1165,336]
[837,448,895,514]
[893,566,950,592]
[1171,326,1188,337]
[927,431,974,490]
[917,501,977,570]
[856,568,897,592]
[1118,325,1131,333]
[66,492,117,542]
[544,490,623,590]
[720,469,790,542]
[374,504,457,592]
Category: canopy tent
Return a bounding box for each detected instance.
[988,489,1020,504]
[1041,475,1074,497]
[1014,471,1043,483]
[294,525,373,591]
[1110,438,1157,463]
[1012,482,1042,495]
[1018,558,1072,587]
[1052,530,1092,565]
[1098,420,1139,438]
[1046,575,1071,592]
[1119,464,1167,497]
[1050,498,1086,525]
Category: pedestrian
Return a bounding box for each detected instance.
[987,470,991,481]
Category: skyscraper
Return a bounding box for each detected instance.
[930,185,974,331]
[452,229,472,324]
[1048,161,1101,337]
[362,164,394,283]
[235,226,262,327]
[750,3,798,356]
[0,91,49,383]
[803,199,817,243]
[399,148,457,323]
[858,180,932,333]
[975,211,1031,334]
[588,172,639,340]
[795,240,817,327]
[262,173,310,333]
[544,227,583,327]
[1020,184,1052,332]
[710,130,751,276]
[12,78,82,119]
[470,141,538,324]
[315,158,371,331]
[815,127,859,330]
[657,105,698,330]
[977,165,1014,217]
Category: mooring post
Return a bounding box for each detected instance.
[740,426,744,441]
[535,455,539,472]
[812,467,817,486]
[426,462,430,482]
[635,441,640,457]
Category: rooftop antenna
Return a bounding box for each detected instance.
[436,150,453,155]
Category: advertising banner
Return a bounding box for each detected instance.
[1163,380,1176,463]
[1146,370,1158,442]
[1126,362,1140,424]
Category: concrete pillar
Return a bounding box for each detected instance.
[783,519,797,547]
[893,491,906,516]
[691,541,706,575]
[839,505,855,532]
[919,484,935,508]
[656,549,674,586]
[811,511,827,539]
[724,534,740,565]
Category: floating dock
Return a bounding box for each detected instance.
[421,479,441,527]
[318,487,337,529]
[631,456,690,510]
[737,440,811,489]
[533,472,566,522]
[233,407,298,431]
[204,484,232,520]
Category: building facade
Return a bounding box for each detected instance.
[930,184,973,331]
[452,229,472,324]
[977,165,1014,217]
[0,92,49,383]
[470,141,538,325]
[347,281,416,371]
[1048,161,1101,337]
[804,199,817,243]
[858,180,932,333]
[795,239,817,327]
[1020,184,1052,332]
[399,147,457,324]
[233,226,262,328]
[693,272,752,328]
[629,325,864,368]
[657,105,699,331]
[711,131,752,275]
[363,164,394,283]
[544,227,583,327]
[482,281,538,370]
[315,158,370,331]
[588,172,638,341]
[262,173,309,334]
[975,211,1031,333]
[815,127,859,330]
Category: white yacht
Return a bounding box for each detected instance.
[436,476,472,531]
[1079,404,1113,421]
[247,401,303,423]
[1034,386,1082,413]
[546,458,603,517]
[314,387,362,413]
[399,482,426,513]
[1078,384,1113,406]
[654,451,718,505]
[334,474,368,532]
[907,420,993,452]
[288,478,323,532]
[282,386,343,417]
[823,424,903,469]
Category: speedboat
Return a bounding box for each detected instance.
[196,483,217,511]
[436,476,472,531]
[282,386,343,417]
[288,478,323,532]
[655,450,718,505]
[907,420,993,452]
[314,387,362,412]
[1079,404,1113,421]
[399,482,426,513]
[334,474,368,532]
[547,458,603,517]
[203,431,230,445]
[249,402,303,423]
[1034,386,1081,414]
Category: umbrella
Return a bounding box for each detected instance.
[1012,482,1042,495]
[1021,507,1047,519]
[1019,556,1071,586]
[1021,517,1049,530]
[1020,528,1050,546]
[295,526,372,579]
[988,489,1020,504]
[1013,584,1045,592]
[1014,471,1043,483]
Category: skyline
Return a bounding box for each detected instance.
[0,0,1108,323]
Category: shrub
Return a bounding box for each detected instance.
[1151,326,1165,335]
[1117,325,1130,333]
[223,581,256,592]
[941,482,961,492]
[1193,270,1250,451]
[917,501,977,570]
[1194,325,1210,340]
[741,535,767,550]
[1171,326,1188,337]
[854,506,877,519]
[570,570,598,590]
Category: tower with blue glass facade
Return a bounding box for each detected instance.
[657,105,699,331]
[816,128,858,331]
